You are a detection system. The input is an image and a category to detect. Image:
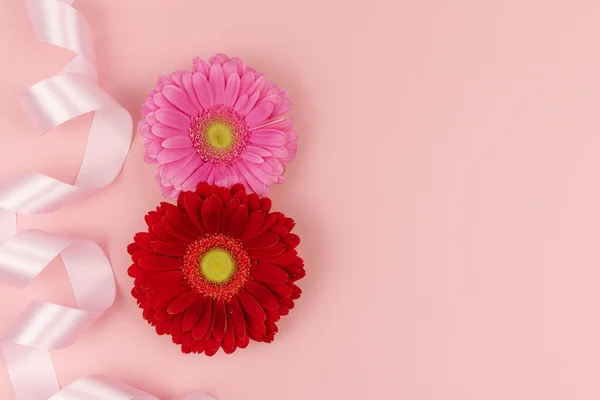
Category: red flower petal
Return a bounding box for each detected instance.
[222,314,236,354]
[150,285,188,309]
[245,281,279,310]
[264,283,293,299]
[191,299,213,340]
[251,263,289,284]
[170,313,184,338]
[259,198,272,213]
[248,193,260,211]
[263,250,299,266]
[205,338,220,356]
[162,216,196,242]
[238,210,265,241]
[231,183,245,195]
[127,243,140,256]
[269,225,289,238]
[229,296,247,340]
[201,194,223,234]
[284,217,295,230]
[165,204,201,237]
[145,210,161,226]
[139,270,183,290]
[247,243,285,259]
[182,297,207,331]
[237,332,250,349]
[212,299,227,341]
[221,198,240,233]
[216,186,233,204]
[182,191,205,233]
[138,255,182,271]
[167,290,197,314]
[253,213,278,238]
[237,288,266,321]
[150,241,187,257]
[153,309,173,322]
[134,232,152,249]
[224,204,248,238]
[284,233,300,248]
[243,232,279,249]
[233,190,248,205]
[151,223,173,242]
[196,182,216,199]
[128,264,147,278]
[246,316,266,338]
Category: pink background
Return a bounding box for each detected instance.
[1,0,600,399]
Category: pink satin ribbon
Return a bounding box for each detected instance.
[0,0,133,398]
[48,375,215,400]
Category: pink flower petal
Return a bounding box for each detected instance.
[144,97,158,112]
[161,154,194,180]
[223,74,240,107]
[162,85,198,117]
[236,161,267,195]
[172,156,203,189]
[250,128,287,146]
[282,141,298,163]
[273,97,292,117]
[157,147,195,163]
[144,152,157,164]
[233,94,248,113]
[239,92,261,116]
[210,53,229,65]
[193,57,210,76]
[245,103,274,127]
[263,146,289,158]
[162,136,192,148]
[151,123,187,139]
[214,165,232,187]
[251,161,277,184]
[182,162,214,191]
[241,151,264,164]
[147,140,163,158]
[192,72,214,110]
[239,71,255,96]
[146,111,157,125]
[182,73,203,112]
[256,94,281,109]
[231,58,246,75]
[155,109,191,130]
[206,165,216,185]
[264,158,284,175]
[170,70,186,87]
[248,75,266,96]
[222,62,238,80]
[152,92,172,108]
[245,145,272,157]
[209,64,225,105]
[257,117,294,131]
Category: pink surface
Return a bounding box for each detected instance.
[1,0,600,399]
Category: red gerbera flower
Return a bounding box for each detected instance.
[127,183,304,355]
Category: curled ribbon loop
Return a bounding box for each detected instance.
[0,0,132,215]
[0,0,132,399]
[48,375,216,400]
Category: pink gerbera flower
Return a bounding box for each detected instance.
[139,54,297,198]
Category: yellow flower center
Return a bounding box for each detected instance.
[206,122,233,149]
[200,248,235,283]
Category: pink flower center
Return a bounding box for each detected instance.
[189,105,249,165]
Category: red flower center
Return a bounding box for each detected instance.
[189,105,249,165]
[182,234,251,301]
